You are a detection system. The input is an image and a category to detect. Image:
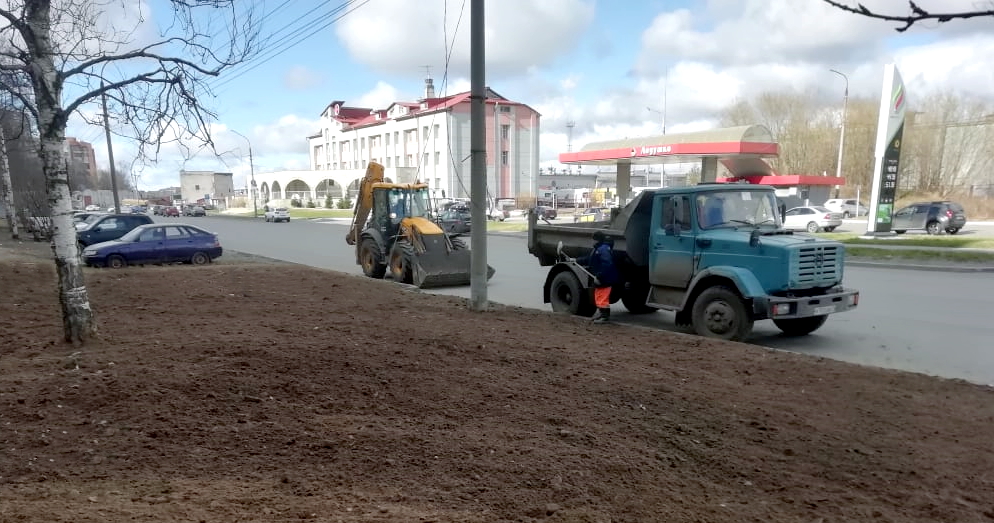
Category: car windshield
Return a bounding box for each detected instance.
[812,206,832,213]
[82,214,104,225]
[388,187,431,219]
[696,190,781,229]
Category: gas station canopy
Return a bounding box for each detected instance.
[558,125,779,166]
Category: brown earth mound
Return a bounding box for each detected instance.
[0,243,992,522]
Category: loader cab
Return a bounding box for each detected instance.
[386,186,432,223]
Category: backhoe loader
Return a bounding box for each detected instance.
[345,162,494,288]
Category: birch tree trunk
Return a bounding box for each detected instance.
[0,125,18,239]
[27,0,96,343]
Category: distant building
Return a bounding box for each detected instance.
[64,137,97,181]
[306,78,541,200]
[179,171,234,207]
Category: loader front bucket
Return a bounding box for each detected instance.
[410,236,495,289]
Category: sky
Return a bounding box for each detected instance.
[62,0,994,191]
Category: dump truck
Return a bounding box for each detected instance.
[346,162,494,288]
[527,183,860,341]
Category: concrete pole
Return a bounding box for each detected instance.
[101,84,120,213]
[469,0,488,311]
[830,69,848,199]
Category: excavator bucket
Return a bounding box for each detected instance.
[410,234,495,289]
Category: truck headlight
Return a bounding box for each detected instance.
[848,293,859,306]
[772,303,791,316]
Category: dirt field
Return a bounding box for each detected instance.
[1,238,993,523]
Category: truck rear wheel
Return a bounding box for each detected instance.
[621,284,658,314]
[550,271,596,317]
[773,315,828,336]
[691,286,753,341]
[359,238,387,279]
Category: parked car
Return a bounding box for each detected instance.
[183,205,206,217]
[782,206,843,233]
[574,207,610,223]
[823,198,868,218]
[76,213,154,247]
[436,209,472,233]
[84,204,101,212]
[163,206,180,217]
[264,207,291,222]
[82,223,222,268]
[72,211,104,225]
[534,206,557,220]
[891,201,967,235]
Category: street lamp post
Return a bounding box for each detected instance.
[646,105,668,187]
[231,129,258,218]
[830,69,849,200]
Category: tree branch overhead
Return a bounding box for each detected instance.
[821,0,994,31]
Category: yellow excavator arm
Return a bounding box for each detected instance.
[345,162,385,245]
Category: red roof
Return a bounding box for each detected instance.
[324,88,529,131]
[717,175,847,186]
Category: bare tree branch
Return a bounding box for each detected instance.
[821,0,994,32]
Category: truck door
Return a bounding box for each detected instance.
[648,194,695,288]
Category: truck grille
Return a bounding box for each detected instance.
[791,245,841,287]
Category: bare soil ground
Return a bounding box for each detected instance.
[1,238,993,523]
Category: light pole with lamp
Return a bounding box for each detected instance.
[231,129,258,218]
[829,69,849,201]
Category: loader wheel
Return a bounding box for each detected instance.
[549,271,596,317]
[359,238,387,279]
[389,239,415,284]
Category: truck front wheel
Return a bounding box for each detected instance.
[550,271,596,317]
[773,315,828,336]
[691,286,754,341]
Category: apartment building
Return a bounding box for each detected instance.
[307,79,541,199]
[65,137,97,181]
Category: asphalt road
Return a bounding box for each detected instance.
[167,215,994,386]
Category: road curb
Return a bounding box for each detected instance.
[847,260,994,273]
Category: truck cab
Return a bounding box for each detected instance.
[528,183,859,341]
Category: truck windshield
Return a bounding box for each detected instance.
[696,190,781,229]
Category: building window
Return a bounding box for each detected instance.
[423,153,429,167]
[423,126,429,140]
[499,106,511,113]
[385,133,390,146]
[395,156,400,167]
[501,151,508,166]
[501,124,509,139]
[195,184,200,190]
[394,131,399,144]
[386,157,391,167]
[433,124,440,138]
[434,151,441,165]
[361,137,365,149]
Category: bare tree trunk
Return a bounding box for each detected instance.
[0,125,18,239]
[26,1,96,344]
[39,136,95,343]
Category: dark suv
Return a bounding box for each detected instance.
[891,201,967,235]
[77,213,154,247]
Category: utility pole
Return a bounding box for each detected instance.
[101,83,121,213]
[231,129,258,217]
[830,69,848,200]
[469,0,488,311]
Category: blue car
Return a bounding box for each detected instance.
[82,223,223,268]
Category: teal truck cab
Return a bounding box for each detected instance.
[527,183,860,341]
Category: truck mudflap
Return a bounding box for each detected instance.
[752,287,859,321]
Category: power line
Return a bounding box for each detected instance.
[209,0,370,94]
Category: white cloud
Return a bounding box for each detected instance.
[283,66,324,90]
[356,81,401,109]
[335,0,596,78]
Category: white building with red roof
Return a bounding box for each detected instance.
[306,79,541,201]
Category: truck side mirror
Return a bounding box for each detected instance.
[670,197,683,236]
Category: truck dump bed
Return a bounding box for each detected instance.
[527,192,654,267]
